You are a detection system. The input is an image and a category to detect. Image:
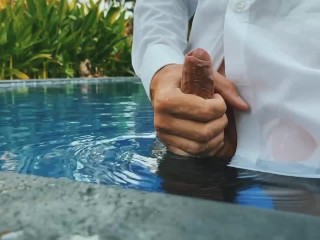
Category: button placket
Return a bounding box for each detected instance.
[234,1,246,12]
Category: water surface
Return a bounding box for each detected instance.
[0,78,319,216]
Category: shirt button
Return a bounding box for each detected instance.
[234,1,246,12]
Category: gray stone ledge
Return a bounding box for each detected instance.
[0,77,140,89]
[0,172,319,240]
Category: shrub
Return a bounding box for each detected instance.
[0,0,134,79]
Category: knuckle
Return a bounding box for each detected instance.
[217,131,225,143]
[198,116,227,142]
[198,125,213,142]
[154,115,166,129]
[154,93,173,112]
[200,100,227,120]
[222,114,228,127]
[208,132,224,149]
[188,142,206,155]
[220,100,227,113]
[153,99,164,112]
[224,81,236,93]
[200,104,214,120]
[215,96,227,115]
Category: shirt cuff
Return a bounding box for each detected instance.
[138,44,185,100]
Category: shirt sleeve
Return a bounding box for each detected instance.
[132,0,198,99]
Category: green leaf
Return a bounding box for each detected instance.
[0,28,7,45]
[11,69,30,79]
[28,53,52,62]
[65,66,74,77]
[26,0,37,16]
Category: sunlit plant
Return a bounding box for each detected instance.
[0,0,133,80]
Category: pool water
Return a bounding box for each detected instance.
[1,78,320,216]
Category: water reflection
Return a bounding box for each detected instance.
[158,152,236,202]
[158,151,320,216]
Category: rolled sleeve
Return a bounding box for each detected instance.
[132,0,197,99]
[139,44,185,99]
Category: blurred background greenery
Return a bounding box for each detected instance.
[0,0,136,80]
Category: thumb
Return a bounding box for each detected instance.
[214,71,249,111]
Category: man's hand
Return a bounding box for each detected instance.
[151,62,248,158]
[214,61,249,111]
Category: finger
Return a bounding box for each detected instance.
[168,141,224,157]
[157,130,224,156]
[167,146,190,156]
[214,71,249,111]
[205,142,225,157]
[155,113,228,143]
[154,90,227,122]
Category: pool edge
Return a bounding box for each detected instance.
[0,172,319,240]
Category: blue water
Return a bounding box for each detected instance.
[0,79,164,191]
[1,78,320,216]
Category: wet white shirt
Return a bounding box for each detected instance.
[132,0,320,178]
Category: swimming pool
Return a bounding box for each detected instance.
[1,78,319,216]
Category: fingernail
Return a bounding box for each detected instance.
[236,96,249,110]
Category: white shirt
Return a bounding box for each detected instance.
[132,0,320,178]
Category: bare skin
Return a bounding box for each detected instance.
[181,49,214,99]
[151,59,249,160]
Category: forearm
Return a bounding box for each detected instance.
[132,0,197,98]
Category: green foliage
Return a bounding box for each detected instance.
[0,0,134,79]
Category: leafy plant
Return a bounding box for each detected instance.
[0,0,134,80]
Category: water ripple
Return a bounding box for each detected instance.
[67,133,163,191]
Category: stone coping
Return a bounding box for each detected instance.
[0,77,141,89]
[0,172,319,240]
